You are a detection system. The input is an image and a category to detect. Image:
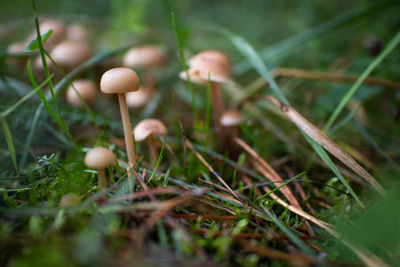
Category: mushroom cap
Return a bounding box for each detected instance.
[60,192,81,207]
[181,50,233,84]
[66,79,98,107]
[220,109,244,127]
[134,119,167,142]
[188,50,231,70]
[123,45,165,68]
[84,147,116,169]
[100,67,140,94]
[66,23,88,42]
[7,42,26,53]
[126,87,152,108]
[50,41,92,70]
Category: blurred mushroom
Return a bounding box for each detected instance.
[220,109,244,134]
[134,118,167,165]
[6,42,27,68]
[100,67,140,168]
[49,41,92,72]
[65,79,98,107]
[364,35,383,57]
[123,45,165,91]
[126,87,153,109]
[84,147,116,189]
[66,23,89,42]
[60,192,81,207]
[180,50,233,149]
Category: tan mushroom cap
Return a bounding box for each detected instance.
[188,50,231,70]
[180,50,233,84]
[220,109,244,127]
[134,119,167,142]
[123,45,165,68]
[126,87,152,108]
[100,67,140,94]
[84,147,116,169]
[66,79,98,107]
[66,23,88,41]
[7,42,26,53]
[50,41,92,70]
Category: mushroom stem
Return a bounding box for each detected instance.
[118,93,136,168]
[210,82,226,149]
[147,135,158,166]
[143,66,155,92]
[97,168,107,189]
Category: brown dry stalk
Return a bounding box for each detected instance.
[234,137,302,210]
[185,139,242,202]
[238,239,312,266]
[265,96,385,195]
[270,67,399,88]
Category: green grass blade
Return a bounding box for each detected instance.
[171,12,197,122]
[26,61,76,146]
[256,172,306,201]
[303,133,364,208]
[148,135,167,184]
[1,118,18,173]
[0,74,53,119]
[224,30,289,105]
[324,30,400,131]
[26,29,53,51]
[259,205,316,258]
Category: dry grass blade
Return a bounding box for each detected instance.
[185,139,242,202]
[270,67,399,88]
[238,239,312,266]
[234,137,302,209]
[265,96,385,195]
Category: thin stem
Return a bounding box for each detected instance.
[210,82,226,150]
[148,135,158,167]
[118,93,136,168]
[97,168,107,189]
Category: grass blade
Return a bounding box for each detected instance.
[224,30,289,105]
[324,30,400,131]
[266,96,384,196]
[1,118,18,173]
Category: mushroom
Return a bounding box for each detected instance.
[48,41,92,72]
[123,45,165,91]
[66,23,89,42]
[60,192,81,207]
[220,109,244,138]
[134,119,167,165]
[6,42,27,68]
[65,79,97,107]
[84,147,116,189]
[126,87,153,109]
[179,50,233,149]
[26,19,66,49]
[100,67,140,168]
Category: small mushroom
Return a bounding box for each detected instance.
[66,23,89,42]
[123,45,165,91]
[134,119,167,165]
[100,67,140,168]
[6,42,27,68]
[49,41,93,71]
[220,109,244,138]
[126,87,153,109]
[65,79,97,107]
[60,192,81,207]
[179,50,233,149]
[84,147,116,189]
